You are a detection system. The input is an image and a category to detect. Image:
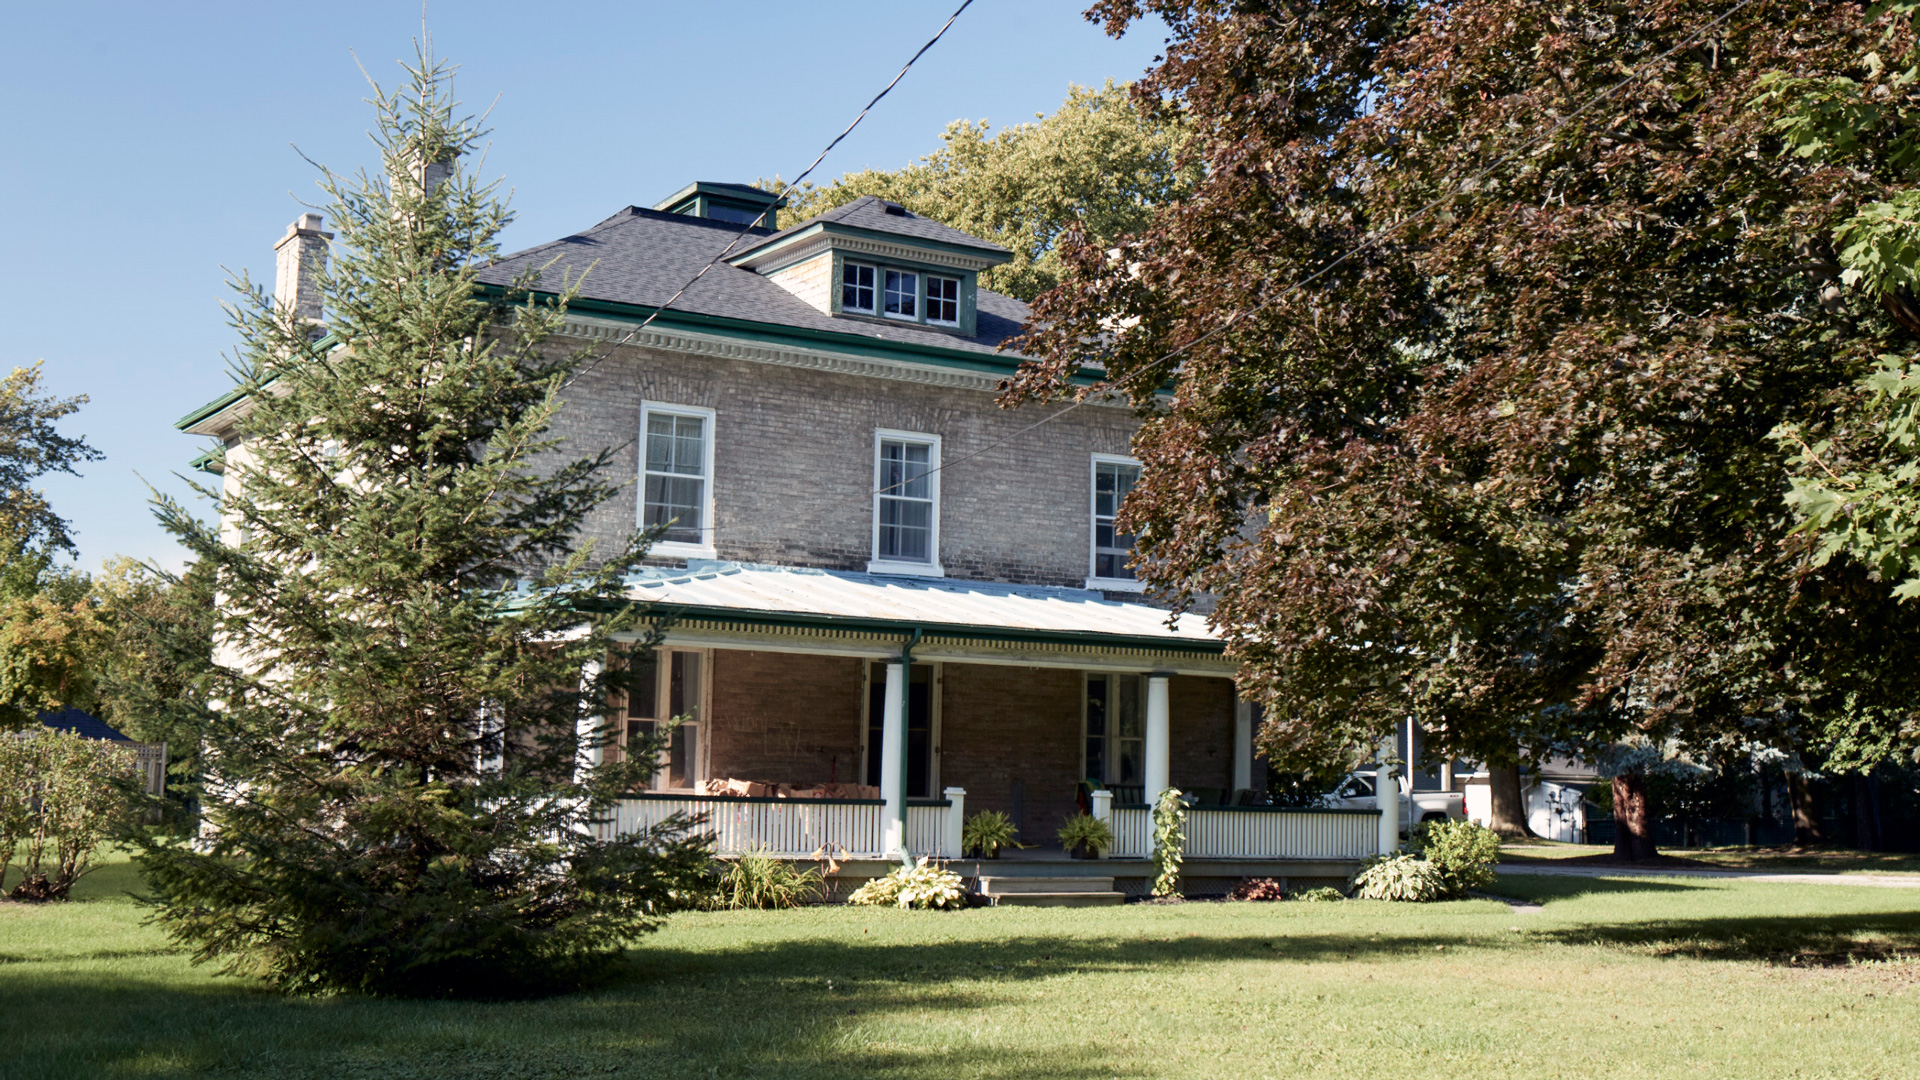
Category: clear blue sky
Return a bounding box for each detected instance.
[0,1,1166,573]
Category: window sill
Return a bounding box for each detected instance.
[867,559,946,578]
[649,541,719,562]
[1085,577,1147,593]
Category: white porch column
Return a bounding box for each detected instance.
[880,661,907,859]
[1376,736,1400,854]
[573,658,604,784]
[1232,699,1254,792]
[943,787,966,859]
[1144,672,1172,807]
[1090,789,1113,859]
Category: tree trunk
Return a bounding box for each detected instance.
[1788,770,1824,848]
[1611,773,1657,862]
[1852,772,1883,852]
[1488,763,1533,839]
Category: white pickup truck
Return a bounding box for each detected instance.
[1320,771,1466,829]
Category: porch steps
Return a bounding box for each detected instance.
[974,876,1125,907]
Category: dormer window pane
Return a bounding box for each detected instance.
[884,270,918,320]
[927,275,960,325]
[842,262,875,313]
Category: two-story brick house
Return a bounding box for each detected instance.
[180,182,1383,879]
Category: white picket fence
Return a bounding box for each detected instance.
[1104,804,1378,860]
[601,793,963,859]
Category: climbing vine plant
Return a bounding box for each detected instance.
[1150,787,1185,899]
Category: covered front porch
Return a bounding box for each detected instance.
[593,564,1383,875]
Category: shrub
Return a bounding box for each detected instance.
[1056,813,1114,858]
[1290,887,1345,903]
[1229,877,1286,901]
[1348,853,1445,902]
[961,810,1019,858]
[846,858,966,910]
[1413,819,1501,898]
[0,727,140,901]
[715,847,821,910]
[1150,787,1186,898]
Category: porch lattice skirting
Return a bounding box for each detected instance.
[1103,805,1380,860]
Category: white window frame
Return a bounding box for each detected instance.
[883,269,920,322]
[925,274,962,326]
[1087,453,1146,591]
[620,646,710,793]
[868,428,944,577]
[841,261,876,314]
[639,402,718,560]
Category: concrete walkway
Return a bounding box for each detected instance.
[1498,863,1920,890]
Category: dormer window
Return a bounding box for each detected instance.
[927,275,961,326]
[842,262,876,313]
[884,270,919,320]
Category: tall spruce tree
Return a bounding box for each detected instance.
[136,50,709,997]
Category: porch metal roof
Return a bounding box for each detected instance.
[622,563,1221,652]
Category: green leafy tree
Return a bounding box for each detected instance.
[0,361,100,563]
[777,81,1195,301]
[1010,1,1920,860]
[91,557,217,813]
[0,564,105,730]
[134,50,710,998]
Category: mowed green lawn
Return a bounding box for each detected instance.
[4,854,1918,1079]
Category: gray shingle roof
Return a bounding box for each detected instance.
[476,205,1029,356]
[738,194,1012,258]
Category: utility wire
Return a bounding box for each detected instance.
[561,0,975,390]
[640,0,1764,549]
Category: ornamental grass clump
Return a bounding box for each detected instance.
[1412,819,1501,898]
[845,858,966,910]
[1348,853,1445,902]
[961,810,1019,858]
[715,847,821,910]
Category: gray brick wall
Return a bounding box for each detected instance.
[543,336,1140,589]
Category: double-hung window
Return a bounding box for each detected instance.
[1085,673,1145,796]
[926,275,960,325]
[1089,455,1142,588]
[620,648,705,791]
[842,262,876,313]
[871,431,941,575]
[883,269,918,320]
[641,403,715,555]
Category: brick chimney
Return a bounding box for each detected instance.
[273,213,332,324]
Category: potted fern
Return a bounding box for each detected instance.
[1056,813,1114,859]
[961,810,1019,858]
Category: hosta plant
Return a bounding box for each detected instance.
[846,858,966,910]
[1349,853,1445,902]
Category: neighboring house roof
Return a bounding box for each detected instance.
[37,706,130,741]
[623,562,1220,654]
[473,206,1031,357]
[734,194,1013,259]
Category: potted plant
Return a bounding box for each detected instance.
[1056,813,1114,859]
[961,810,1019,858]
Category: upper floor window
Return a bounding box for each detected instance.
[872,431,941,575]
[842,262,875,313]
[927,275,960,326]
[884,269,919,320]
[642,403,715,553]
[1090,455,1141,586]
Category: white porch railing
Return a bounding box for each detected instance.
[602,788,967,860]
[1102,802,1379,860]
